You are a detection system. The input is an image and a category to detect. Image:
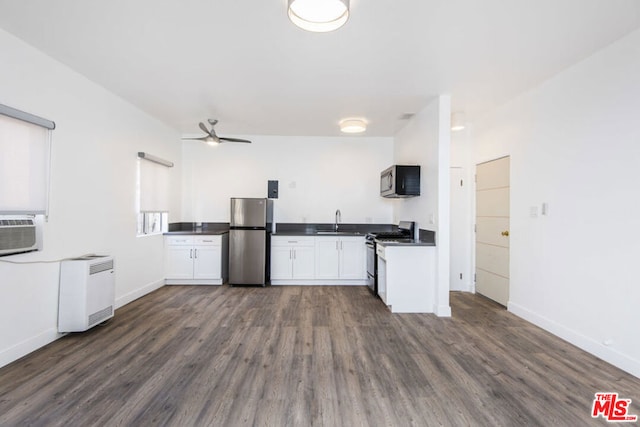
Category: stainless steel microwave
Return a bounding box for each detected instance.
[380,165,420,198]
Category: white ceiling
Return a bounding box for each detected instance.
[1,0,639,137]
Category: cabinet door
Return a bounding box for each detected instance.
[315,238,340,279]
[193,245,221,280]
[292,246,315,279]
[165,246,194,280]
[339,237,366,279]
[377,256,387,303]
[271,246,293,279]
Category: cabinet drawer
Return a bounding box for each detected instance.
[194,235,222,245]
[272,236,315,246]
[165,236,194,245]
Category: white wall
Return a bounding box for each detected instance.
[181,136,394,224]
[394,96,451,316]
[473,29,640,377]
[0,29,182,368]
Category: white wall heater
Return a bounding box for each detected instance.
[58,255,115,332]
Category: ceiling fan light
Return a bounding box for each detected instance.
[288,0,350,33]
[340,118,367,134]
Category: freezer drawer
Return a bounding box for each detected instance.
[229,229,267,285]
[230,198,271,228]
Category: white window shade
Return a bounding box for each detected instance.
[0,113,51,214]
[138,156,171,212]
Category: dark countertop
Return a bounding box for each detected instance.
[375,229,436,246]
[274,223,394,236]
[273,231,366,237]
[164,222,436,245]
[164,230,228,235]
[164,222,229,235]
[376,239,436,247]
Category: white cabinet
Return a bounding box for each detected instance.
[315,236,366,280]
[339,237,366,279]
[271,235,367,285]
[315,238,340,279]
[165,234,228,285]
[271,236,315,281]
[376,243,435,313]
[193,243,221,280]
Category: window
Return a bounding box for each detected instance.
[138,212,168,235]
[136,152,173,236]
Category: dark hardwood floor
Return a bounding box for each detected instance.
[1,285,638,426]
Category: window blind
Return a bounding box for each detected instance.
[138,155,171,212]
[0,112,52,215]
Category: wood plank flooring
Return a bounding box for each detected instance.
[1,286,638,426]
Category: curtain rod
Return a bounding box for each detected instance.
[0,103,55,130]
[137,152,174,168]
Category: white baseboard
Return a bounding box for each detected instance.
[115,279,165,309]
[508,302,640,379]
[0,280,166,369]
[435,304,452,317]
[0,328,63,369]
[270,280,367,286]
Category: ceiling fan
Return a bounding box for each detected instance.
[182,119,251,145]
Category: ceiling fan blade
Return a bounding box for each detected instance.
[181,136,208,141]
[219,137,252,143]
[198,122,212,136]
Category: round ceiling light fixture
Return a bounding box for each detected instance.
[288,0,350,33]
[340,118,367,134]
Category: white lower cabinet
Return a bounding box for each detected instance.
[376,243,436,313]
[165,234,228,285]
[271,235,366,285]
[315,236,366,280]
[271,236,315,281]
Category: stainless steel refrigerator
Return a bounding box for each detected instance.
[229,198,273,286]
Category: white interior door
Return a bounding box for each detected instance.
[475,156,510,306]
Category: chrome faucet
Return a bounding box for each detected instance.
[335,209,341,231]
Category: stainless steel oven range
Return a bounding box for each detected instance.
[365,221,415,296]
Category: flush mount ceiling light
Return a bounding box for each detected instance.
[451,112,466,131]
[340,118,367,134]
[288,0,350,33]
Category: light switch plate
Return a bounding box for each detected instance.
[530,206,539,218]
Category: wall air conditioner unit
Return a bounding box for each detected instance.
[0,216,40,256]
[58,255,116,333]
